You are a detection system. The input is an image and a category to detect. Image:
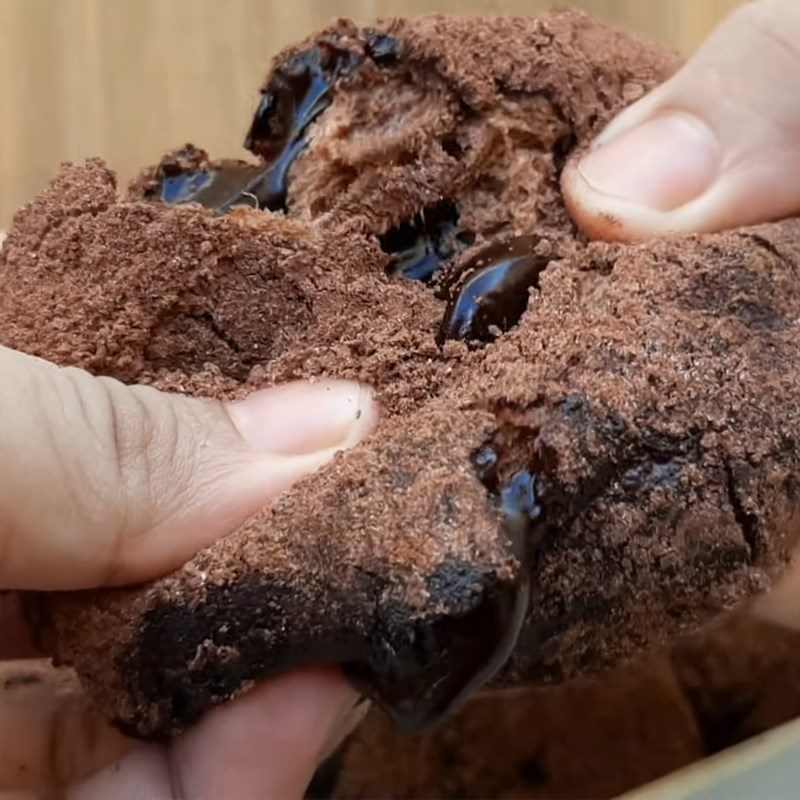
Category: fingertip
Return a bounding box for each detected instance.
[228,379,377,457]
[561,160,642,243]
[171,668,360,799]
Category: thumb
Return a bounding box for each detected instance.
[563,0,800,241]
[0,345,375,590]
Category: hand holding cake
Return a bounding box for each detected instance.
[563,0,800,241]
[2,1,800,797]
[561,0,800,629]
[0,346,375,797]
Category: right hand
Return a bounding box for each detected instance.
[561,0,800,631]
[563,0,800,242]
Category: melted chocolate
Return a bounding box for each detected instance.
[343,558,530,732]
[365,32,401,65]
[158,162,268,212]
[159,39,399,216]
[441,237,550,342]
[472,446,548,558]
[380,202,469,281]
[242,43,362,210]
[131,559,528,737]
[245,43,361,157]
[376,451,544,733]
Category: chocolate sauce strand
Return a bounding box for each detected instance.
[441,237,550,343]
[370,561,530,732]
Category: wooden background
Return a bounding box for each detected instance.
[0,0,745,228]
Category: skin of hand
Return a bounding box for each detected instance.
[0,336,377,798]
[563,0,800,242]
[561,0,800,628]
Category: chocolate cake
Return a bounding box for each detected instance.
[3,11,800,742]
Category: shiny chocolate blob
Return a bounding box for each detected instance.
[157,40,403,215]
[441,237,550,343]
[158,162,267,212]
[157,44,362,214]
[242,43,362,210]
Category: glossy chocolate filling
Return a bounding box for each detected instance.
[380,202,472,281]
[441,236,550,343]
[156,39,402,214]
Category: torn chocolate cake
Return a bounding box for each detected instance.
[2,9,799,749]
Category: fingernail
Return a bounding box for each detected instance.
[229,380,376,456]
[579,112,720,211]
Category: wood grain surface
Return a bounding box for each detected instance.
[0,0,744,227]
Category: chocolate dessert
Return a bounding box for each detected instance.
[2,11,800,743]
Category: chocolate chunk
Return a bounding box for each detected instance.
[440,237,549,342]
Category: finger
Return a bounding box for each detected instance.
[0,345,376,589]
[68,669,364,800]
[0,659,132,792]
[562,0,800,241]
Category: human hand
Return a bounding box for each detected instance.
[0,341,376,798]
[562,0,800,242]
[561,0,800,629]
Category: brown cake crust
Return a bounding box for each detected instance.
[3,11,800,738]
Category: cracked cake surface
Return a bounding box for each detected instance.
[2,10,800,739]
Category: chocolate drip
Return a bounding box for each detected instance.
[362,559,530,732]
